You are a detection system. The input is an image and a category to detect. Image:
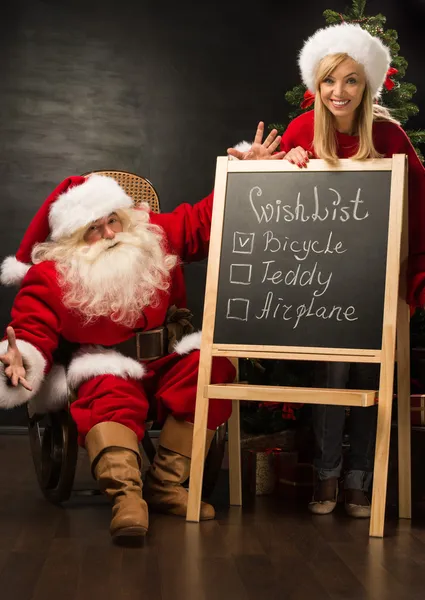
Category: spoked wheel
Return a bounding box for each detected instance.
[27,407,78,504]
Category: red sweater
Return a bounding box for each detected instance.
[280,110,425,307]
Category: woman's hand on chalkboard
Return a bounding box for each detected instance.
[227,122,287,161]
[283,146,313,168]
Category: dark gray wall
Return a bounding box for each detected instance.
[1,0,424,424]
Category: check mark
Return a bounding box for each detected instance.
[233,232,255,254]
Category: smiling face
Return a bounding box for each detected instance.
[318,55,366,133]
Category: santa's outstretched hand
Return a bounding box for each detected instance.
[227,122,287,161]
[0,327,32,391]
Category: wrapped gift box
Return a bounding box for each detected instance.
[411,395,425,426]
[241,431,298,495]
[278,462,314,503]
[240,430,296,452]
[243,448,277,495]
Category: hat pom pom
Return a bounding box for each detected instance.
[0,256,31,286]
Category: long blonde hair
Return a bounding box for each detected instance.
[313,53,399,162]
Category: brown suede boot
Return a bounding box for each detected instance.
[85,422,149,541]
[143,415,216,520]
[308,476,339,515]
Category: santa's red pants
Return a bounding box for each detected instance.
[70,350,235,445]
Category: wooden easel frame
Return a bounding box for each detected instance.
[187,156,409,538]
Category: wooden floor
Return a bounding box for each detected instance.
[1,435,425,600]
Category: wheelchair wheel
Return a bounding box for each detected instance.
[27,407,78,504]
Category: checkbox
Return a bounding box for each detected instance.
[230,264,252,285]
[233,232,255,254]
[226,298,250,321]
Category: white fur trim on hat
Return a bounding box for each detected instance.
[173,331,202,355]
[229,140,253,161]
[0,255,31,286]
[29,363,69,413]
[299,23,391,98]
[233,141,252,153]
[0,339,46,409]
[49,175,133,241]
[67,345,146,390]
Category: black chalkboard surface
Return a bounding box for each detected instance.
[213,170,392,350]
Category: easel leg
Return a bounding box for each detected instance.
[228,400,242,505]
[370,329,396,538]
[187,363,211,523]
[396,301,412,519]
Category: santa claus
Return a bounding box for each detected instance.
[0,173,237,542]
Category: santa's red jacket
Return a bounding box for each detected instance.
[0,192,214,411]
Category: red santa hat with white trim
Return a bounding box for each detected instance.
[298,23,391,98]
[0,174,133,286]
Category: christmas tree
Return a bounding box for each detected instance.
[270,0,425,160]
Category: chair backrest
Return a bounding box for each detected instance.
[82,170,160,213]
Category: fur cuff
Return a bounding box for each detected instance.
[173,331,202,355]
[29,363,69,413]
[229,140,252,160]
[0,256,31,286]
[67,345,146,390]
[0,339,46,409]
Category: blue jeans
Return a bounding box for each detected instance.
[312,362,379,491]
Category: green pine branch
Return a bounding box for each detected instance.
[351,0,367,17]
[406,130,425,144]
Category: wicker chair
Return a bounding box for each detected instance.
[27,170,225,504]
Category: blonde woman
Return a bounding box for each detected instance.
[229,23,425,518]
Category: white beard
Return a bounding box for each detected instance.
[56,224,177,327]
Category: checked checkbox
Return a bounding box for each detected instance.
[233,231,255,254]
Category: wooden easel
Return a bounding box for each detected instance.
[187,155,410,538]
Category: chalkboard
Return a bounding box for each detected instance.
[213,170,392,350]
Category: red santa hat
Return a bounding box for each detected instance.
[0,174,133,286]
[298,23,391,98]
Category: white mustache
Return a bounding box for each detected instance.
[77,232,141,262]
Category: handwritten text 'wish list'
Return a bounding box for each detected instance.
[226,185,369,329]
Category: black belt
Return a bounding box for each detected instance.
[113,327,168,362]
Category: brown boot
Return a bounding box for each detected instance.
[85,422,149,541]
[308,476,338,515]
[344,489,371,519]
[144,415,216,520]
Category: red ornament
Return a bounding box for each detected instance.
[301,90,315,109]
[282,403,298,420]
[384,67,398,91]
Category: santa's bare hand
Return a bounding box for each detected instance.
[0,327,32,391]
[227,122,287,161]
